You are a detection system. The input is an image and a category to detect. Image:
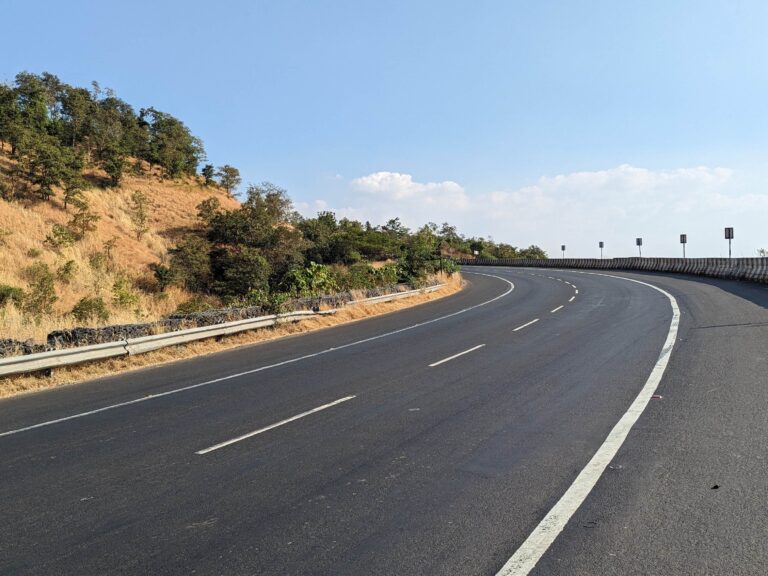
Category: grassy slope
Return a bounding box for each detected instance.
[0,148,239,341]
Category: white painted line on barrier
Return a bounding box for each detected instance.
[550,306,564,313]
[0,272,515,439]
[196,395,356,455]
[429,344,485,367]
[513,319,539,332]
[575,290,579,294]
[569,296,575,302]
[495,273,680,576]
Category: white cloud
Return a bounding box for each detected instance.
[351,171,468,207]
[299,165,768,257]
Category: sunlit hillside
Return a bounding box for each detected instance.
[0,147,239,340]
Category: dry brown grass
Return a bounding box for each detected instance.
[0,273,463,398]
[0,160,238,340]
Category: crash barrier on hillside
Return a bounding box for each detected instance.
[0,283,444,377]
[458,257,768,283]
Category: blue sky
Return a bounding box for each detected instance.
[4,0,768,256]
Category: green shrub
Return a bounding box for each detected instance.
[173,296,216,315]
[345,263,376,290]
[71,296,110,323]
[440,258,460,276]
[196,197,221,226]
[111,276,139,309]
[88,252,107,273]
[26,247,42,258]
[0,284,24,307]
[375,263,401,285]
[56,260,78,284]
[149,263,174,292]
[282,261,338,297]
[169,236,212,292]
[211,246,270,298]
[22,263,57,316]
[44,224,76,249]
[129,190,151,239]
[67,199,100,238]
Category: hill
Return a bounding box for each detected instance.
[0,148,239,340]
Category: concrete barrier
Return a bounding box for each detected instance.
[457,257,768,284]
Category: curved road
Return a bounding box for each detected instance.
[0,267,766,575]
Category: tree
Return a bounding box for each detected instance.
[140,107,204,178]
[26,134,70,200]
[59,85,94,149]
[61,151,85,209]
[68,198,100,238]
[201,164,215,185]
[128,190,152,239]
[215,165,241,196]
[0,84,19,149]
[383,217,409,237]
[401,225,439,282]
[149,263,175,292]
[211,246,271,299]
[299,211,339,263]
[101,143,126,187]
[196,197,222,226]
[518,245,547,259]
[22,262,57,317]
[168,236,212,292]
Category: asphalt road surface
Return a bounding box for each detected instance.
[1,267,766,575]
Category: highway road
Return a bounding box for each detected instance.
[1,267,767,575]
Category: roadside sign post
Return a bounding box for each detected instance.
[680,234,687,258]
[725,227,734,261]
[636,237,643,258]
[599,241,604,259]
[561,245,566,259]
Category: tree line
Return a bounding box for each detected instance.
[0,71,215,199]
[158,183,546,310]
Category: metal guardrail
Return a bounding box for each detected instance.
[124,311,324,355]
[0,284,447,378]
[0,310,333,378]
[348,284,443,305]
[0,340,129,377]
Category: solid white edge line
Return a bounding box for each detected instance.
[495,271,680,576]
[513,318,539,332]
[196,395,356,455]
[569,296,575,302]
[550,306,564,313]
[0,272,514,439]
[429,344,485,367]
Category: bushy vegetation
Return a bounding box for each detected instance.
[71,296,110,323]
[162,183,546,305]
[21,262,57,317]
[0,72,204,197]
[0,284,24,307]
